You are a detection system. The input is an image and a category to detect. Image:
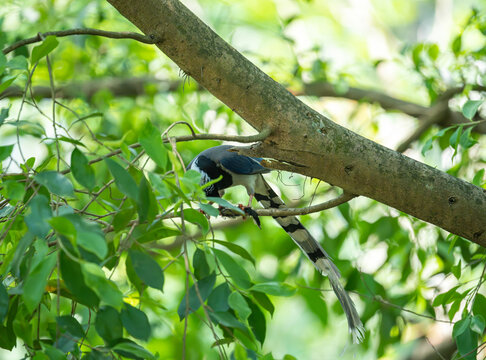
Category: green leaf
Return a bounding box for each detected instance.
[49,216,76,241]
[10,233,35,278]
[95,306,123,344]
[4,119,46,137]
[199,203,219,217]
[193,248,210,280]
[453,317,470,338]
[81,263,123,309]
[125,255,144,294]
[0,75,18,94]
[234,343,247,360]
[181,170,202,192]
[427,44,439,60]
[229,292,251,321]
[412,43,423,67]
[113,208,136,232]
[432,286,460,307]
[452,35,462,56]
[0,283,8,323]
[210,311,246,330]
[112,341,156,360]
[0,107,9,127]
[451,260,461,280]
[0,52,5,75]
[1,180,25,204]
[139,121,168,170]
[449,126,462,159]
[0,144,14,162]
[31,35,59,63]
[6,56,28,71]
[448,298,461,321]
[178,273,216,320]
[71,148,95,190]
[23,252,57,312]
[453,317,477,360]
[25,195,52,237]
[207,197,245,214]
[21,157,35,172]
[472,169,485,186]
[251,282,296,297]
[40,343,66,360]
[148,172,173,199]
[183,208,209,235]
[471,315,485,334]
[248,301,266,345]
[137,176,150,223]
[472,294,486,317]
[59,251,99,307]
[105,158,138,200]
[211,240,255,265]
[283,355,298,360]
[213,249,252,289]
[77,230,108,260]
[137,175,155,223]
[56,136,86,147]
[35,171,74,197]
[207,283,231,312]
[0,296,18,350]
[459,127,477,149]
[56,315,85,339]
[134,224,180,243]
[251,291,274,316]
[462,100,482,120]
[128,249,164,291]
[121,303,151,341]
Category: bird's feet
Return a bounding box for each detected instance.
[238,204,261,228]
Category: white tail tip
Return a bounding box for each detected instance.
[351,323,366,344]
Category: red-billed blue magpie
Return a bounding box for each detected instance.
[188,145,364,343]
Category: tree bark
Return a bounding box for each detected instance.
[106,0,486,246]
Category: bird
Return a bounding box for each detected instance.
[187,145,364,343]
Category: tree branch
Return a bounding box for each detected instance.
[303,82,486,135]
[2,28,158,55]
[0,77,178,100]
[3,74,484,134]
[302,82,430,117]
[233,192,356,217]
[106,0,486,246]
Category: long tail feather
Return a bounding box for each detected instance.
[254,175,364,343]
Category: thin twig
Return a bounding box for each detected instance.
[3,28,158,55]
[253,192,355,217]
[425,337,447,360]
[56,129,272,176]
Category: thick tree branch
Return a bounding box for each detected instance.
[105,0,486,246]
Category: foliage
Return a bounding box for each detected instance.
[0,0,485,359]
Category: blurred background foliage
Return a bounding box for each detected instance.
[0,0,485,359]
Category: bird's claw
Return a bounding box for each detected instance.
[241,205,261,229]
[217,204,261,228]
[198,208,210,219]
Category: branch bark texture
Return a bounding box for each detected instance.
[106,0,486,246]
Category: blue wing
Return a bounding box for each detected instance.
[211,145,269,175]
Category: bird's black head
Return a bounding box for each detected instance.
[188,154,233,198]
